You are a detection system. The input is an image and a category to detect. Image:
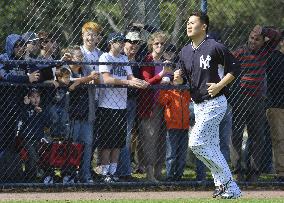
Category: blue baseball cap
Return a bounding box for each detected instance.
[107,33,125,44]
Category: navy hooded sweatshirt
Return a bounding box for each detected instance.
[0,34,31,150]
[0,34,30,83]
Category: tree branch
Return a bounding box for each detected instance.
[95,8,121,33]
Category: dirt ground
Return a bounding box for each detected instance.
[0,190,284,201]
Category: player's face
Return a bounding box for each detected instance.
[248,31,265,51]
[29,93,40,107]
[187,16,206,38]
[42,39,58,55]
[26,40,41,56]
[82,30,100,48]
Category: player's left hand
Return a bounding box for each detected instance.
[207,83,223,97]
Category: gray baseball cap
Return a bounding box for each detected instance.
[22,32,39,43]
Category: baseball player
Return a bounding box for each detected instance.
[174,12,241,199]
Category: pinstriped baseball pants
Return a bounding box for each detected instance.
[189,95,233,186]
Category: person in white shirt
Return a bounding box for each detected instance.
[97,33,148,182]
[80,22,103,75]
[79,22,103,173]
[80,21,102,123]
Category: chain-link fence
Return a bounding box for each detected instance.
[0,0,283,188]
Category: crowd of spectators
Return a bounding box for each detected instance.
[0,20,283,185]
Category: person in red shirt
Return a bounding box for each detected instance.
[138,31,172,181]
[231,25,281,182]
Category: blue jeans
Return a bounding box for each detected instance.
[116,98,137,177]
[195,105,232,180]
[71,120,93,180]
[166,129,189,179]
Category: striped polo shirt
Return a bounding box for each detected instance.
[233,28,281,97]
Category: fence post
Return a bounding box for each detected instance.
[201,0,207,14]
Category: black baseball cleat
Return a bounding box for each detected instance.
[212,178,232,198]
[212,178,242,199]
[212,185,225,198]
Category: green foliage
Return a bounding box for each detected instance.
[159,1,190,48]
[0,0,282,52]
[160,2,177,33]
[0,1,29,49]
[208,0,283,49]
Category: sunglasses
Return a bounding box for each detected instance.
[125,39,141,45]
[27,40,39,45]
[153,42,165,46]
[14,41,25,48]
[43,39,55,44]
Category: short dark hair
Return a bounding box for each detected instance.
[126,22,142,32]
[27,88,40,97]
[189,11,209,33]
[66,45,82,56]
[56,67,71,79]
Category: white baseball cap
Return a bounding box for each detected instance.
[125,32,142,41]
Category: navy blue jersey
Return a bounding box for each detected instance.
[179,38,240,103]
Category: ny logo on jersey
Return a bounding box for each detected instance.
[200,55,211,69]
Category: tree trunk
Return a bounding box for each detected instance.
[144,0,161,29]
[120,0,146,29]
[171,0,187,45]
[70,0,85,44]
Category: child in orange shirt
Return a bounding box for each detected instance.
[159,88,191,181]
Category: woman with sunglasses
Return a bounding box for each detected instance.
[138,31,172,182]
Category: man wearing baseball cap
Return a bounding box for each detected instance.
[116,31,143,180]
[22,32,41,59]
[96,32,148,183]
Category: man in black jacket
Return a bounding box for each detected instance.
[266,31,284,182]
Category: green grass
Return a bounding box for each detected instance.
[2,199,284,203]
[131,167,276,181]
